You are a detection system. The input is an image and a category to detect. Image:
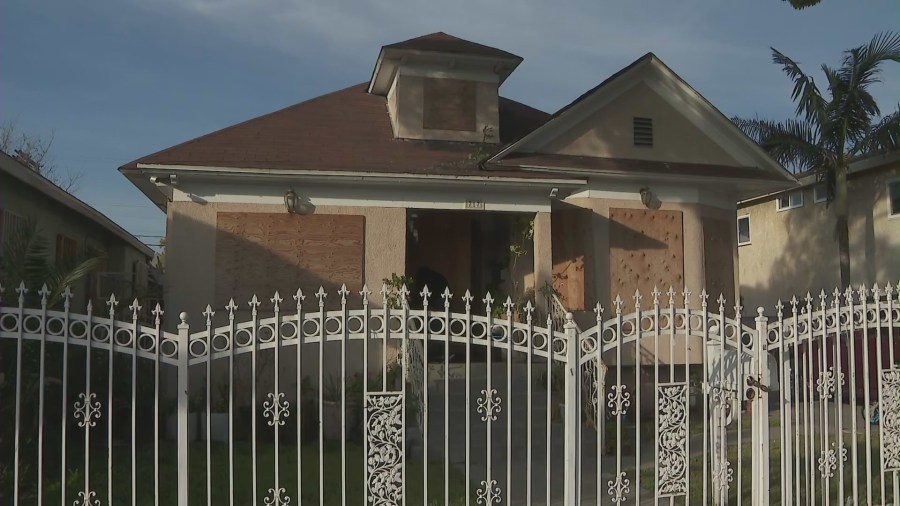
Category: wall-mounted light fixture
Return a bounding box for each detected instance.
[639,187,661,210]
[284,189,312,214]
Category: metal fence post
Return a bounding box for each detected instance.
[563,312,580,506]
[177,312,190,506]
[752,308,771,506]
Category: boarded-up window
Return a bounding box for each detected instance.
[552,206,594,311]
[215,213,364,307]
[702,217,735,306]
[423,78,476,132]
[609,208,684,306]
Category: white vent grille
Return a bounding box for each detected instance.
[633,117,653,147]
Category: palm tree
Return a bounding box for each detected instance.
[734,32,900,288]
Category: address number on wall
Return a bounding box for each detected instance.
[465,200,485,210]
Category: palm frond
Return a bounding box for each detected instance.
[853,108,900,156]
[772,48,826,124]
[732,116,825,171]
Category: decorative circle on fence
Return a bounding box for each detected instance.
[621,319,636,337]
[640,315,655,332]
[368,315,385,334]
[0,313,18,332]
[766,328,779,345]
[601,327,617,345]
[114,327,133,347]
[449,318,467,338]
[689,314,704,332]
[211,333,231,352]
[346,315,364,334]
[470,320,487,340]
[280,321,298,340]
[427,316,446,336]
[387,315,403,333]
[532,331,548,351]
[189,337,208,358]
[234,328,254,347]
[324,316,343,335]
[257,323,276,343]
[490,324,507,342]
[23,314,42,333]
[552,335,567,355]
[138,333,156,352]
[658,314,671,330]
[511,327,528,346]
[91,324,110,343]
[301,318,321,339]
[159,337,178,358]
[581,334,597,354]
[406,315,424,334]
[46,316,65,336]
[866,308,878,324]
[69,319,87,339]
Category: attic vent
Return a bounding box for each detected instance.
[633,117,653,147]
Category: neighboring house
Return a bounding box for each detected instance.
[0,149,156,311]
[120,33,795,364]
[737,150,900,313]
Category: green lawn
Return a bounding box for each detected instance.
[35,441,470,506]
[632,433,896,505]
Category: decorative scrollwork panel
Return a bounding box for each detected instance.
[366,393,403,506]
[881,368,900,471]
[656,383,688,497]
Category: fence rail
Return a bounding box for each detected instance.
[1,281,898,505]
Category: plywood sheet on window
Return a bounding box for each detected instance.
[423,78,476,132]
[608,208,683,306]
[215,213,364,307]
[552,206,594,311]
[702,217,735,306]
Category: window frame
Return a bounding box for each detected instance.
[813,183,828,204]
[888,178,900,219]
[776,191,804,212]
[737,214,751,246]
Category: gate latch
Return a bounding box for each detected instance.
[747,376,770,393]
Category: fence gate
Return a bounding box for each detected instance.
[1,280,897,505]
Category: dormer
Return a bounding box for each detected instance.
[368,33,522,143]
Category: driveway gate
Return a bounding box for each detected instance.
[0,281,897,504]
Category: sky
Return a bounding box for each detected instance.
[1,0,898,247]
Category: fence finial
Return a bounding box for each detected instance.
[885,282,894,297]
[441,287,452,309]
[804,291,813,307]
[226,298,238,316]
[16,281,27,305]
[613,294,624,314]
[651,286,661,306]
[338,284,349,305]
[249,294,261,313]
[63,286,73,311]
[831,288,842,307]
[129,298,141,317]
[38,283,50,307]
[293,288,305,305]
[775,299,784,318]
[716,293,726,312]
[271,291,283,310]
[872,283,881,298]
[179,312,188,325]
[818,289,827,308]
[398,284,410,308]
[504,295,514,317]
[483,291,494,311]
[420,284,431,308]
[564,311,575,327]
[699,289,709,308]
[462,289,473,312]
[633,288,642,308]
[682,287,692,308]
[315,287,327,308]
[594,301,603,319]
[203,304,214,326]
[360,285,371,306]
[86,299,93,315]
[843,286,854,304]
[152,302,163,326]
[524,300,534,323]
[856,284,868,300]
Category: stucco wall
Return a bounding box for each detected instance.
[738,164,900,312]
[541,82,740,167]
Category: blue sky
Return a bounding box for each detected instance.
[1,0,898,246]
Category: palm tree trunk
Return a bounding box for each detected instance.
[834,162,851,288]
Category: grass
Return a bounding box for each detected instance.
[631,433,896,505]
[32,441,470,506]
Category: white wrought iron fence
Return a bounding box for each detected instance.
[0,280,897,505]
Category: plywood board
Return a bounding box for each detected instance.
[702,217,736,306]
[423,78,476,132]
[552,206,594,311]
[215,213,364,307]
[608,208,684,306]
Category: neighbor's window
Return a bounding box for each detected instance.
[55,234,77,263]
[633,117,653,147]
[776,191,804,211]
[813,183,828,203]
[0,209,25,247]
[889,180,900,217]
[737,215,751,246]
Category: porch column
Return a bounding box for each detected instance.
[533,211,553,313]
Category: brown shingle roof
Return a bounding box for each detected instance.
[120,83,551,177]
[383,32,521,61]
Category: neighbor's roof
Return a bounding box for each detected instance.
[1,150,154,258]
[120,83,549,177]
[382,32,522,61]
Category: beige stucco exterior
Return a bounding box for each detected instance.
[738,162,900,313]
[541,81,741,167]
